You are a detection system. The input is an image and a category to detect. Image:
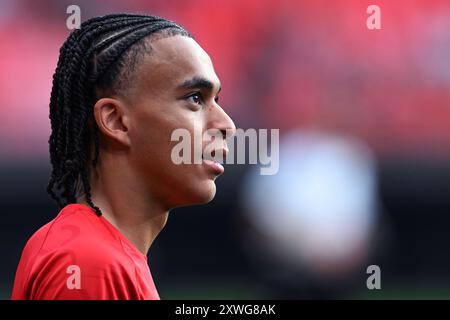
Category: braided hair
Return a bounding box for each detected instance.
[47,13,192,216]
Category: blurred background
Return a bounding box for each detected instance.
[1,0,450,299]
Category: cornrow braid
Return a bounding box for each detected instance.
[47,13,192,216]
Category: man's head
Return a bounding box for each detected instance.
[48,14,235,215]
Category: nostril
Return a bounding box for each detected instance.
[220,129,227,140]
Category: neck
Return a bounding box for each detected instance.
[78,156,169,256]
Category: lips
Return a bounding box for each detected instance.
[202,148,227,175]
[203,159,225,174]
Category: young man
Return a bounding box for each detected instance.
[12,13,235,300]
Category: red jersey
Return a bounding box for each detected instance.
[12,203,160,300]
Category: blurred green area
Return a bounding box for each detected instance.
[4,279,450,300]
[0,280,263,300]
[158,281,263,300]
[355,287,450,300]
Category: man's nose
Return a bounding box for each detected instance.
[207,104,236,138]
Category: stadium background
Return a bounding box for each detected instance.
[1,0,450,299]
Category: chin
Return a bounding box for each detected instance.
[193,180,217,204]
[176,179,217,207]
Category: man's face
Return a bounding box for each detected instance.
[124,35,235,208]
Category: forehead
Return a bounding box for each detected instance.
[136,35,220,93]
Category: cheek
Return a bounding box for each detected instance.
[132,105,203,164]
[130,114,176,174]
[128,109,215,206]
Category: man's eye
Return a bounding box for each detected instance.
[187,93,202,104]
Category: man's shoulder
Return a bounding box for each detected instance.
[24,204,126,267]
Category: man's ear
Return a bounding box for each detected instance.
[93,98,131,147]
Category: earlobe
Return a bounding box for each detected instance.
[93,98,131,147]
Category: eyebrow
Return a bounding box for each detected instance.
[178,76,221,94]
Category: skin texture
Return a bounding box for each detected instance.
[78,35,236,255]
